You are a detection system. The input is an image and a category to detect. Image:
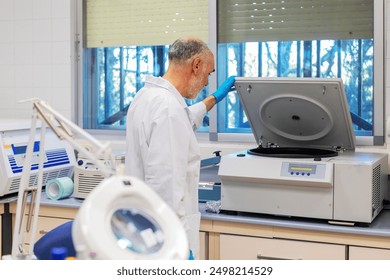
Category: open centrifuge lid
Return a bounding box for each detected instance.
[235,77,356,151]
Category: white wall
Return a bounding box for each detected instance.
[0,1,389,158]
[0,0,72,119]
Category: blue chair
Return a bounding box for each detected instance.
[33,220,75,260]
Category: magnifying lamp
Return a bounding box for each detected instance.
[72,175,189,260]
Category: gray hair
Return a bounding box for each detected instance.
[168,37,211,63]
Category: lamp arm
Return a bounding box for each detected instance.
[5,98,117,259]
[32,99,116,177]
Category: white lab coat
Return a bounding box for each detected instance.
[125,76,207,259]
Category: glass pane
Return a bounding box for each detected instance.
[217,39,374,136]
[94,46,159,128]
[111,208,164,254]
[85,45,210,131]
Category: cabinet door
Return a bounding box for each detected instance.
[349,246,390,259]
[33,216,71,242]
[220,234,346,260]
[17,216,71,247]
[199,231,207,260]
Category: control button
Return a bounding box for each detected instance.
[237,153,246,157]
[295,172,299,175]
[307,173,311,176]
[290,172,294,175]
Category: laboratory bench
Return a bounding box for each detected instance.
[200,203,390,260]
[2,193,390,260]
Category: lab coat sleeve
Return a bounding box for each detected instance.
[143,112,190,219]
[188,102,207,130]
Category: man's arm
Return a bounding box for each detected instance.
[203,75,236,111]
[202,95,217,112]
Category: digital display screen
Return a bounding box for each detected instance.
[288,164,317,174]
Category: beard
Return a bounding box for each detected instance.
[187,80,202,99]
[186,68,207,99]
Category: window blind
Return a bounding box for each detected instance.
[218,0,373,43]
[86,0,209,48]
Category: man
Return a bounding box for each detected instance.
[125,36,235,259]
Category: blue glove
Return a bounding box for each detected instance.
[212,76,236,103]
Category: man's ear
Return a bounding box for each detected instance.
[192,57,202,74]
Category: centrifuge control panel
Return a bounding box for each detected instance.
[281,162,327,179]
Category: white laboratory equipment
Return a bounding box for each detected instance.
[0,119,75,197]
[73,148,125,199]
[219,77,388,226]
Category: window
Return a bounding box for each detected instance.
[83,46,169,129]
[83,45,210,130]
[217,39,375,136]
[215,0,384,145]
[82,0,209,130]
[80,0,384,145]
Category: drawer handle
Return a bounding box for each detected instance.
[257,254,294,260]
[39,230,49,235]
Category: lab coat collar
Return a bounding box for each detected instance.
[145,76,188,109]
